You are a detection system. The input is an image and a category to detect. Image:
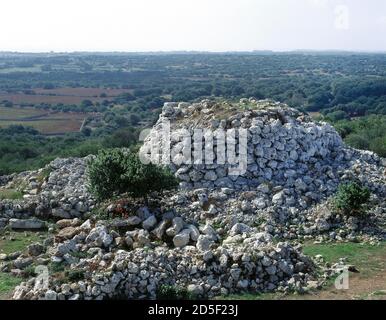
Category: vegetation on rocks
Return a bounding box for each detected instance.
[0,189,23,200]
[333,182,371,216]
[87,149,178,201]
[156,284,192,300]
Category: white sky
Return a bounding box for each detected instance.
[0,0,385,52]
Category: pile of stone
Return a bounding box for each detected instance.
[141,99,386,241]
[10,216,316,300]
[141,99,349,191]
[2,99,386,300]
[0,157,95,228]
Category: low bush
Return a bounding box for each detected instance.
[333,181,371,216]
[87,149,178,201]
[156,284,192,300]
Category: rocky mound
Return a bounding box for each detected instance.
[142,99,346,190]
[1,99,385,300]
[141,99,386,240]
[0,157,95,223]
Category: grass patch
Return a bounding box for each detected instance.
[48,262,66,273]
[302,242,386,276]
[36,167,52,186]
[0,189,24,200]
[218,292,283,300]
[65,269,85,282]
[0,231,46,255]
[0,273,22,300]
[0,231,48,300]
[156,284,194,300]
[371,290,386,296]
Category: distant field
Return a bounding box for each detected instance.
[0,93,101,105]
[34,87,134,97]
[0,106,86,134]
[0,66,42,73]
[0,106,47,120]
[0,87,133,106]
[0,119,84,134]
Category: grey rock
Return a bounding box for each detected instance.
[173,229,191,247]
[142,215,157,230]
[204,171,217,181]
[9,218,46,230]
[187,284,204,296]
[196,235,213,251]
[28,243,45,257]
[166,217,184,237]
[44,290,57,300]
[230,223,251,236]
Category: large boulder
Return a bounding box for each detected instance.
[9,218,46,230]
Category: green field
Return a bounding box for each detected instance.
[0,231,48,299]
[0,106,47,120]
[0,106,86,134]
[0,66,42,73]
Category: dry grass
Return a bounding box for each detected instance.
[309,112,322,120]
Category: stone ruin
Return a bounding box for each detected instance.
[141,99,345,191]
[2,99,386,300]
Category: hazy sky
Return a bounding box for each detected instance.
[0,0,385,52]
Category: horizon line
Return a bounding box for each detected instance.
[1,49,386,55]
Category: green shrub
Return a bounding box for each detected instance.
[156,284,192,300]
[87,149,178,201]
[333,182,371,216]
[65,269,85,281]
[48,262,66,273]
[23,265,37,278]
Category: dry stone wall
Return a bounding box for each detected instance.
[141,99,345,191]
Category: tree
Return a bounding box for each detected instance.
[87,149,178,201]
[81,100,93,108]
[43,83,55,90]
[129,114,140,125]
[333,182,370,216]
[326,110,348,122]
[81,127,92,136]
[102,128,138,148]
[3,101,13,108]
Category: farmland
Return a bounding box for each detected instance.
[33,87,134,97]
[0,52,385,174]
[0,93,101,105]
[0,87,134,106]
[0,106,46,120]
[0,106,86,134]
